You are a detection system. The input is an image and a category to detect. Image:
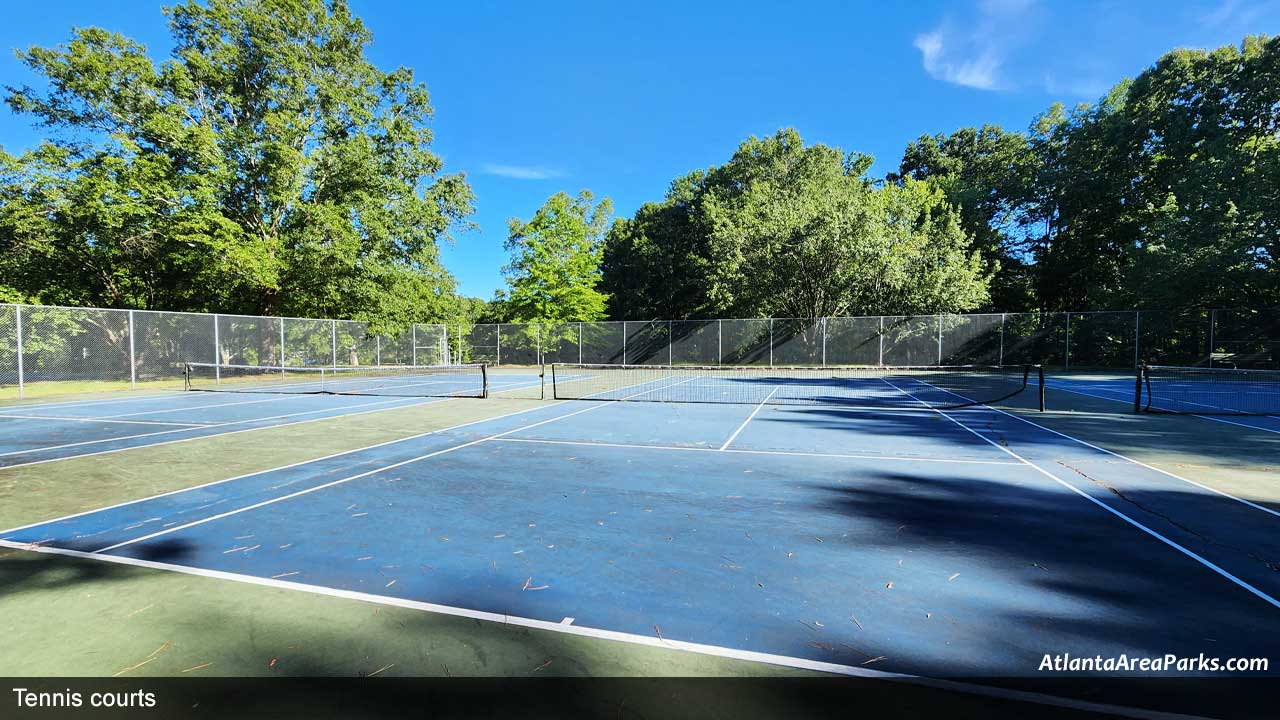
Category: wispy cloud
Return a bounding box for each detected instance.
[479,163,563,180]
[913,0,1036,91]
[1201,0,1276,29]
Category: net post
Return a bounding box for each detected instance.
[551,363,558,399]
[183,363,190,391]
[481,363,489,398]
[330,319,337,368]
[1064,312,1071,370]
[14,305,23,400]
[212,313,221,382]
[1133,365,1144,414]
[128,310,137,390]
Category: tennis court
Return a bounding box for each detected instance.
[2,362,1278,717]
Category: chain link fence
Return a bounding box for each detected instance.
[448,310,1278,371]
[0,303,450,399]
[2,303,1276,399]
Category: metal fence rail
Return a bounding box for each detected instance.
[1,303,450,399]
[2,304,1275,399]
[450,309,1277,372]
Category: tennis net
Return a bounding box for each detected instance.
[550,364,1044,410]
[184,362,488,398]
[1135,365,1279,415]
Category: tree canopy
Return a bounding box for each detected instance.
[0,0,473,333]
[1,4,1274,330]
[602,129,991,320]
[891,35,1279,314]
[498,191,612,323]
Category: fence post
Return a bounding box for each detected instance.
[279,319,286,370]
[717,319,722,365]
[769,319,774,368]
[330,320,337,367]
[1064,312,1071,370]
[212,314,221,381]
[375,336,381,366]
[821,317,827,367]
[999,313,1006,365]
[496,325,502,367]
[15,305,23,399]
[1133,311,1141,369]
[535,324,542,366]
[1207,310,1215,367]
[128,310,137,390]
[622,321,627,365]
[668,319,673,366]
[411,325,418,365]
[878,316,884,366]
[936,313,943,366]
[578,322,583,364]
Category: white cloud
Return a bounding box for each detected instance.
[479,163,563,180]
[914,32,1002,90]
[913,0,1036,91]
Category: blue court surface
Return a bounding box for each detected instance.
[1046,374,1280,433]
[0,373,546,469]
[4,377,1279,697]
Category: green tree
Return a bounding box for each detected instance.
[892,125,1036,310]
[603,129,990,320]
[501,190,612,323]
[0,0,473,330]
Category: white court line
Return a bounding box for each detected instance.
[885,378,1280,610]
[1048,382,1280,436]
[0,376,552,471]
[0,391,189,412]
[0,395,425,459]
[0,413,211,428]
[494,437,1024,466]
[718,387,778,451]
[95,394,300,419]
[0,400,570,536]
[0,540,1198,720]
[92,378,684,553]
[996,385,1280,517]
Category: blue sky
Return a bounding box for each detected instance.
[1,0,1276,299]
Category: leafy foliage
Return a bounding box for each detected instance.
[896,35,1280,314]
[0,0,474,333]
[603,129,991,320]
[500,191,612,323]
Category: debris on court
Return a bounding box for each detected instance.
[113,641,171,677]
